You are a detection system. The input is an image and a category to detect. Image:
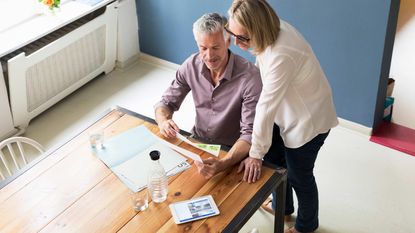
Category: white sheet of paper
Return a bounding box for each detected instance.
[175,132,220,157]
[157,136,203,162]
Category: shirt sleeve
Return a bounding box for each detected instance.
[238,73,262,144]
[154,65,191,112]
[249,54,296,159]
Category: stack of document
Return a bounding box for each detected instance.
[94,125,190,192]
[175,132,221,157]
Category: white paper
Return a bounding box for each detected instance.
[157,136,203,162]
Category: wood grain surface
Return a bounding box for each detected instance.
[0,107,285,233]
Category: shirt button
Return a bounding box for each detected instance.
[207,128,210,131]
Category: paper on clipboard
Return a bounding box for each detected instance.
[175,132,221,157]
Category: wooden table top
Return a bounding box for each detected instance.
[0,107,286,233]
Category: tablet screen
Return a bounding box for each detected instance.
[170,195,219,224]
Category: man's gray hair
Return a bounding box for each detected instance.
[193,13,229,40]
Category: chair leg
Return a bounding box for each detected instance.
[17,142,28,165]
[0,170,5,180]
[7,144,20,172]
[0,151,12,176]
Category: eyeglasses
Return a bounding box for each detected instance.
[224,26,250,43]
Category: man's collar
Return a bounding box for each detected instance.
[222,50,235,82]
[199,50,235,81]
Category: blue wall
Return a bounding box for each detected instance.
[136,0,399,128]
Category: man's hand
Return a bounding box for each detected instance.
[158,119,180,138]
[194,157,224,179]
[237,157,262,183]
[155,106,179,138]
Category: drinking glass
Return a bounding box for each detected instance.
[89,128,104,149]
[130,190,148,212]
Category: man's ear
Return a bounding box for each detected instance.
[226,37,231,47]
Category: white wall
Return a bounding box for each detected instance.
[389,0,415,129]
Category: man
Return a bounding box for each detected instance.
[154,13,262,179]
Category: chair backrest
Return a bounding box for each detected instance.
[0,137,45,180]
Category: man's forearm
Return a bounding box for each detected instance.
[155,105,173,125]
[219,139,251,170]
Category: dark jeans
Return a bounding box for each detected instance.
[263,124,329,232]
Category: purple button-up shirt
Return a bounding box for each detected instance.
[156,51,262,146]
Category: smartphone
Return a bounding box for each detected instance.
[169,195,220,224]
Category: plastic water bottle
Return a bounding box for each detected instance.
[147,150,168,203]
[248,228,259,233]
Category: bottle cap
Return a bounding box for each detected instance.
[149,150,160,160]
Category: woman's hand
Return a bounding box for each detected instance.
[194,157,224,179]
[237,157,262,183]
[158,119,180,138]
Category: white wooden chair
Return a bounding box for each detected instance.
[0,136,45,180]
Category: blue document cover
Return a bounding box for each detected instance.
[94,125,189,192]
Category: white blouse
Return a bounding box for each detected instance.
[249,20,338,159]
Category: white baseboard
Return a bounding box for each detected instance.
[338,118,372,136]
[138,53,180,70]
[116,54,140,69]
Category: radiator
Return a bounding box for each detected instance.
[4,2,117,130]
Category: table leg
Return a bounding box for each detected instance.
[274,173,287,233]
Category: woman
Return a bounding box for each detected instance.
[228,1,338,232]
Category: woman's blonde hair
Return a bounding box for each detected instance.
[228,0,280,54]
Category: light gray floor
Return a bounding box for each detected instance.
[23,59,415,233]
